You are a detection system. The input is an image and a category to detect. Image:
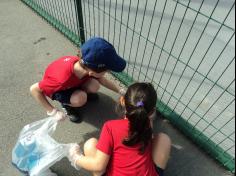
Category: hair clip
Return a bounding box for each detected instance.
[136,101,144,107]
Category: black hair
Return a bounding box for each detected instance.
[122,82,157,154]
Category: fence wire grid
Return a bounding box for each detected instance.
[20,0,235,173]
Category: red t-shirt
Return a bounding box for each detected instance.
[39,56,89,97]
[96,119,159,176]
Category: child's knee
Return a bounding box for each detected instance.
[157,133,171,147]
[153,133,172,155]
[152,133,171,169]
[86,79,100,93]
[84,138,98,155]
[70,91,87,107]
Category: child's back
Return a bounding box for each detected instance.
[97,119,158,176]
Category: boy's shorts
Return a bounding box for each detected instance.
[101,166,164,176]
[52,87,81,104]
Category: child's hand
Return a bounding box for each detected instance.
[119,88,126,96]
[55,110,67,121]
[68,144,83,170]
[47,109,67,121]
[69,144,81,156]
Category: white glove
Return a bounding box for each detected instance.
[119,88,126,96]
[47,108,67,121]
[68,144,83,170]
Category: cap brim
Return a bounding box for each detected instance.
[107,55,126,72]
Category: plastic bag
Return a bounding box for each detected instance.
[34,169,57,176]
[12,117,72,176]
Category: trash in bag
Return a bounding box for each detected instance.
[12,116,74,176]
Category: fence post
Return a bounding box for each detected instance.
[75,0,85,44]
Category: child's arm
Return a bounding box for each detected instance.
[30,83,55,113]
[98,76,124,94]
[69,145,110,172]
[77,151,109,172]
[30,83,66,120]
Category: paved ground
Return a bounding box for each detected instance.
[0,0,233,175]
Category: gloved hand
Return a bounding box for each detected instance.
[68,144,83,170]
[47,108,67,121]
[119,88,126,96]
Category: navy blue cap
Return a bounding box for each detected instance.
[81,37,126,72]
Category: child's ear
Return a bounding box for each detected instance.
[88,71,94,77]
[77,50,82,57]
[119,96,125,107]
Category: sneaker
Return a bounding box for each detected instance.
[87,93,99,101]
[62,105,83,123]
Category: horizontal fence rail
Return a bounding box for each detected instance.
[21,0,235,173]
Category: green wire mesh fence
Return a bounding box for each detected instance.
[20,0,235,173]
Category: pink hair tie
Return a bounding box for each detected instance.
[136,101,144,107]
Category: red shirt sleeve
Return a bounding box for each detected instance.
[38,56,79,97]
[38,79,61,97]
[96,122,114,155]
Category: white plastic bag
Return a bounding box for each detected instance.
[12,117,72,176]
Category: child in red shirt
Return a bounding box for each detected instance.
[30,37,126,122]
[69,82,171,176]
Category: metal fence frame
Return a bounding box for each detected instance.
[20,0,235,173]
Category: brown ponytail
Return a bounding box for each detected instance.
[122,83,157,154]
